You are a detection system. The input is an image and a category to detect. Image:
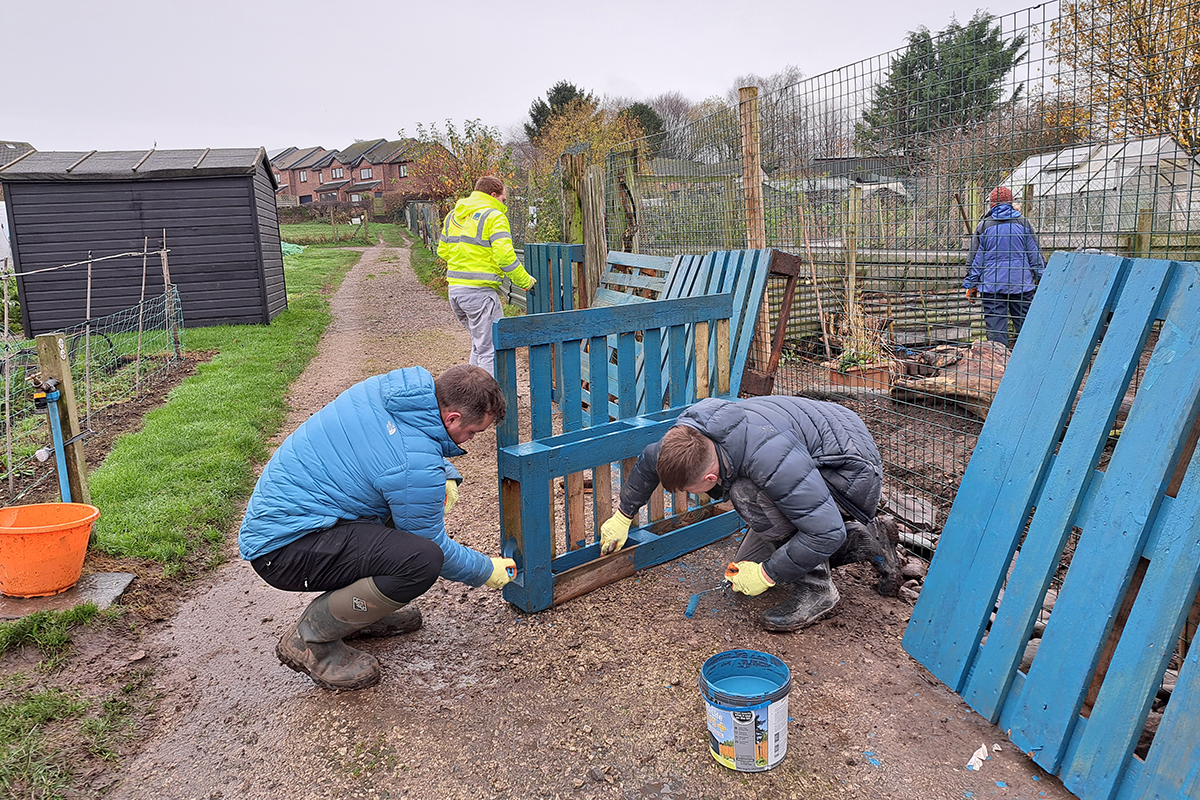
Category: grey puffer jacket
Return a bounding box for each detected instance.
[619,397,883,582]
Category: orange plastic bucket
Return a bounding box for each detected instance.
[0,503,100,597]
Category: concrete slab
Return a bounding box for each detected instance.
[0,572,136,620]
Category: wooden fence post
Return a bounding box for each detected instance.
[35,333,90,504]
[740,86,771,372]
[580,164,607,309]
[1136,207,1153,258]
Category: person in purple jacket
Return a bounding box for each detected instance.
[964,186,1045,348]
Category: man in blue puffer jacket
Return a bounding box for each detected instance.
[597,396,901,632]
[964,186,1045,348]
[239,365,516,691]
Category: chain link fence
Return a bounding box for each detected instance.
[602,1,1199,525]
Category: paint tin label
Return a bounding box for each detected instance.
[704,695,788,772]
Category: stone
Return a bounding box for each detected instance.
[0,572,136,620]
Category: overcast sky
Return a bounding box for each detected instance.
[5,0,1038,154]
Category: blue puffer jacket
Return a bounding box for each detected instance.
[619,397,883,583]
[238,367,492,587]
[965,203,1045,294]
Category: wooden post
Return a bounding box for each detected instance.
[135,238,148,389]
[35,333,90,504]
[1136,207,1153,258]
[82,251,93,420]
[160,231,181,358]
[560,151,585,247]
[580,164,607,309]
[967,183,982,226]
[740,86,771,372]
[3,260,11,496]
[846,185,864,355]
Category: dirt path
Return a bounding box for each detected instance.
[107,238,1074,800]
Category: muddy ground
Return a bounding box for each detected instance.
[10,238,1077,800]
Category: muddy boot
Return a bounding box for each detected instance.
[830,516,902,597]
[760,562,840,632]
[346,605,422,640]
[276,577,403,690]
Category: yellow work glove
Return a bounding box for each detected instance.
[526,276,537,293]
[485,557,517,589]
[444,479,459,515]
[725,561,776,596]
[599,511,633,555]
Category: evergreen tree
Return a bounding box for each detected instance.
[618,102,664,140]
[856,13,1027,164]
[525,81,597,141]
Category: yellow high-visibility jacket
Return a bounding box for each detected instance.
[437,191,535,291]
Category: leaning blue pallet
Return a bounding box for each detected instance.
[904,251,1200,800]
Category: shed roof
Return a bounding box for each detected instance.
[0,141,35,167]
[0,147,276,187]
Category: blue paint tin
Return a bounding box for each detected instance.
[699,649,792,772]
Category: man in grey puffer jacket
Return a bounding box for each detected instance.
[599,396,900,631]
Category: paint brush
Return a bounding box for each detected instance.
[685,582,729,618]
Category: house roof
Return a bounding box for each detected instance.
[332,138,388,167]
[1001,135,1198,197]
[0,142,35,167]
[365,138,420,163]
[273,146,325,170]
[268,146,297,162]
[0,147,276,187]
[289,148,335,171]
[316,179,350,191]
[275,184,289,192]
[347,180,382,192]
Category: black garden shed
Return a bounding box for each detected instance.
[0,147,285,337]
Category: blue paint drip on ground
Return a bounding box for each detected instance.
[996,781,1007,788]
[863,751,881,767]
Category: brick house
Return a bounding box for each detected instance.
[270,137,456,206]
[270,145,334,205]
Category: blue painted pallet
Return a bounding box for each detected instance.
[903,252,1200,800]
[582,249,772,418]
[494,294,740,612]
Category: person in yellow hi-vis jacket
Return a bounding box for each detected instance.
[438,176,537,376]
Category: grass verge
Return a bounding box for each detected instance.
[87,245,360,573]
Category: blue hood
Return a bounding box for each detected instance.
[988,203,1022,220]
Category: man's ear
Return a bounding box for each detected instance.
[442,409,462,426]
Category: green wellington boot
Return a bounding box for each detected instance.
[276,577,404,690]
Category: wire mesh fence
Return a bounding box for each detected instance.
[601,0,1199,521]
[1,280,185,505]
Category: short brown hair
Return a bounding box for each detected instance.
[435,365,507,424]
[656,425,715,492]
[474,176,505,197]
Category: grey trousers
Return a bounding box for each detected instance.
[730,477,867,572]
[449,287,503,377]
